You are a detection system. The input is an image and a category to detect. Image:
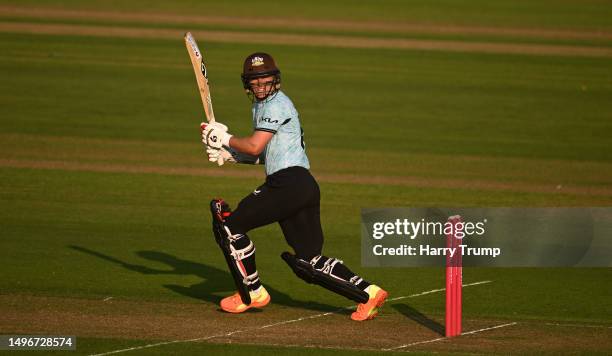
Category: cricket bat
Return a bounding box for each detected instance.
[184,32,216,123]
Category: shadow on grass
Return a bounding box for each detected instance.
[392,303,445,336]
[69,245,338,313]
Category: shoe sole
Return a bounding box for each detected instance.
[221,294,270,313]
[222,305,250,314]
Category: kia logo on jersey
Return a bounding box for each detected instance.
[261,117,278,124]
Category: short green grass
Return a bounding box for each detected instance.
[4,0,612,30]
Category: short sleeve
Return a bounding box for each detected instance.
[255,104,290,134]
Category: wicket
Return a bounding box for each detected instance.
[446,215,463,337]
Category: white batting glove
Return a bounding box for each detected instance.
[207,146,236,166]
[201,121,232,149]
[200,121,228,133]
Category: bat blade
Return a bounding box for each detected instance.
[184,32,215,123]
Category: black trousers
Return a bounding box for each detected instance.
[225,166,324,260]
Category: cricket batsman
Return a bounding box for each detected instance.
[201,53,388,321]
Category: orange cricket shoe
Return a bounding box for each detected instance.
[220,286,271,313]
[351,285,388,321]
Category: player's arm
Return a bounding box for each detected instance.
[225,146,263,165]
[228,130,273,157]
[201,123,270,165]
[202,122,273,156]
[206,145,263,166]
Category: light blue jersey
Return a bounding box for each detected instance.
[252,91,310,176]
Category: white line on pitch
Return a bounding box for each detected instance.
[384,322,517,351]
[89,280,493,356]
[461,322,518,335]
[383,336,447,350]
[386,280,492,303]
[544,322,612,329]
[88,334,233,356]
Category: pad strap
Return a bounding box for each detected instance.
[282,252,368,303]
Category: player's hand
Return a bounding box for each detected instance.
[201,122,232,149]
[200,121,228,150]
[207,146,236,166]
[200,121,228,133]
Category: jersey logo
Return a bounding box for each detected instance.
[253,189,261,196]
[260,117,278,124]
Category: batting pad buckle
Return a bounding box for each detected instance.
[228,236,255,260]
[243,271,260,286]
[281,252,369,303]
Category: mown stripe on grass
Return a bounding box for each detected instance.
[1,21,612,58]
[1,158,610,197]
[1,5,611,41]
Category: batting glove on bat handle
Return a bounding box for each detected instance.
[200,122,228,132]
[201,122,232,149]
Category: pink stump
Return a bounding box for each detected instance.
[445,215,462,337]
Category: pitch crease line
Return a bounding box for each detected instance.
[387,280,492,303]
[385,322,518,351]
[90,280,492,355]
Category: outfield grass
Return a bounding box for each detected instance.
[1,1,611,354]
[1,32,611,161]
[4,0,612,30]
